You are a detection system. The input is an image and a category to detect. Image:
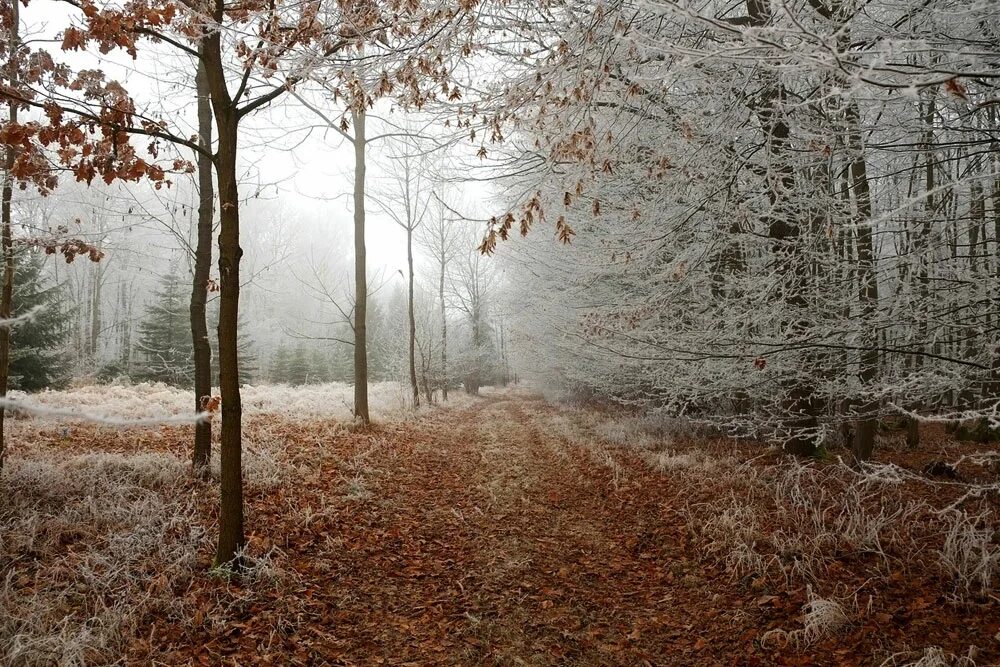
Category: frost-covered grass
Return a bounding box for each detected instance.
[678,456,998,605]
[762,586,852,649]
[0,452,205,666]
[9,380,482,423]
[559,405,1000,660]
[880,647,979,666]
[582,408,999,608]
[0,381,497,663]
[938,510,999,604]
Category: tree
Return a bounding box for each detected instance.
[450,224,501,395]
[2,0,127,471]
[135,268,193,387]
[376,136,434,407]
[352,108,370,423]
[419,196,462,399]
[287,345,310,386]
[476,0,1000,460]
[271,345,292,384]
[208,305,257,386]
[0,0,20,473]
[9,251,71,392]
[308,347,332,384]
[190,53,214,476]
[7,0,502,564]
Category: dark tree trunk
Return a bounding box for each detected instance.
[202,24,245,567]
[847,99,879,464]
[190,52,214,477]
[213,116,244,566]
[749,0,818,455]
[756,16,817,454]
[908,92,937,449]
[991,149,1000,398]
[0,0,18,473]
[119,282,132,373]
[352,109,369,424]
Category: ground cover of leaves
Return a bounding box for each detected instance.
[4,392,997,665]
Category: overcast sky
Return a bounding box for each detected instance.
[18,2,499,277]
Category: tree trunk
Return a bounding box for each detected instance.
[847,99,879,464]
[202,25,245,567]
[0,0,18,473]
[749,0,818,455]
[352,108,370,424]
[90,261,101,364]
[991,145,1000,398]
[908,92,937,448]
[467,305,482,395]
[407,225,419,407]
[213,116,244,566]
[190,52,214,477]
[440,256,448,401]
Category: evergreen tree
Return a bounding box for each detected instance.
[329,340,353,383]
[208,303,257,385]
[234,316,258,385]
[308,347,331,384]
[271,345,292,384]
[286,344,310,386]
[134,268,193,386]
[10,251,71,391]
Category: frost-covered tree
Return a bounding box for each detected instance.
[479,0,1000,460]
[134,269,192,387]
[9,252,71,392]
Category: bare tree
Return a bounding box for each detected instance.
[450,224,502,395]
[375,138,434,407]
[190,51,214,477]
[0,0,18,472]
[420,195,462,400]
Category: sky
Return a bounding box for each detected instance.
[17,2,499,279]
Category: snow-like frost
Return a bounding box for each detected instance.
[9,380,481,423]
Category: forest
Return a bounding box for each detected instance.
[1,0,998,664]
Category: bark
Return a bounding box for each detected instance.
[407,224,419,407]
[119,282,131,373]
[352,108,370,424]
[90,261,101,363]
[751,0,818,455]
[190,52,214,477]
[0,0,18,473]
[439,253,448,401]
[466,305,482,395]
[202,23,245,567]
[991,148,1000,398]
[846,100,879,463]
[908,92,937,448]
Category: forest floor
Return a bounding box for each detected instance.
[3,388,999,665]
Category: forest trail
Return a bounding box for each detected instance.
[152,393,758,665]
[141,393,995,666]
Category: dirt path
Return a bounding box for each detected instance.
[147,395,834,665]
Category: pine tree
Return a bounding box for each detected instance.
[134,268,193,387]
[208,303,257,385]
[330,341,353,383]
[234,316,258,385]
[271,345,292,384]
[286,344,310,386]
[308,347,331,384]
[9,251,71,391]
